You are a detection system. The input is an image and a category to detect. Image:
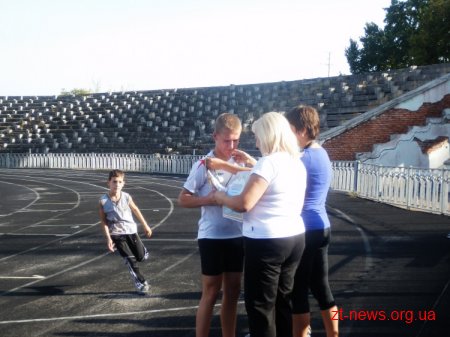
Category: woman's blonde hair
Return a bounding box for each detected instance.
[251,112,299,157]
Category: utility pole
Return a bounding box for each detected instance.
[327,52,331,77]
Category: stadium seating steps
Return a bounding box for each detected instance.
[0,63,449,155]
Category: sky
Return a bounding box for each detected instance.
[0,0,392,96]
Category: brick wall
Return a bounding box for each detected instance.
[323,94,450,160]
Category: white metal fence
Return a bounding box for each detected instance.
[0,153,448,215]
[0,153,202,175]
[332,161,450,215]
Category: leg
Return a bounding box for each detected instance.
[245,237,300,337]
[292,232,317,337]
[128,233,148,262]
[196,274,222,337]
[276,234,305,337]
[220,237,244,337]
[321,306,339,337]
[292,313,311,337]
[113,235,146,289]
[220,272,242,337]
[309,229,338,337]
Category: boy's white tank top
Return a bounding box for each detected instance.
[100,192,137,235]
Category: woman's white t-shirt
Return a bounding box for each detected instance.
[243,152,306,239]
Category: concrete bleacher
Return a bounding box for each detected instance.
[0,63,449,154]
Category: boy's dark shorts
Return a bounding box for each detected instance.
[198,237,244,276]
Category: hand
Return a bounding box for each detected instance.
[107,239,115,253]
[205,157,226,170]
[232,149,256,167]
[206,190,218,205]
[143,226,153,238]
[214,191,227,205]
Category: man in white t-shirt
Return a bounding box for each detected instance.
[178,113,246,337]
[214,112,307,337]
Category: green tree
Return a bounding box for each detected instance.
[358,23,389,72]
[345,0,448,74]
[409,0,450,64]
[345,39,362,73]
[60,88,92,96]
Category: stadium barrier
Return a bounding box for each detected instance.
[332,161,450,215]
[0,153,448,215]
[0,152,202,175]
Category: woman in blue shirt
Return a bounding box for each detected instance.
[286,105,339,337]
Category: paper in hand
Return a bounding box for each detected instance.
[207,170,227,191]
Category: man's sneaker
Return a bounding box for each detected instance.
[137,281,150,295]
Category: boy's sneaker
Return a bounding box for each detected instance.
[137,281,150,295]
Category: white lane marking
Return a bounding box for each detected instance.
[0,300,245,325]
[0,172,186,301]
[31,202,76,205]
[0,275,45,279]
[1,233,69,237]
[32,224,96,227]
[0,222,100,262]
[0,181,40,217]
[0,175,82,232]
[416,277,450,337]
[142,238,195,242]
[16,209,71,212]
[136,186,174,230]
[157,250,198,274]
[0,252,109,297]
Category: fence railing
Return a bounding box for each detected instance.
[332,161,450,215]
[0,153,202,175]
[0,153,448,215]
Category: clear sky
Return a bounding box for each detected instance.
[0,0,392,96]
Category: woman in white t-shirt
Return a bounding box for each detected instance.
[214,112,307,337]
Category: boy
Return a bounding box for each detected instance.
[99,169,153,295]
[178,113,247,337]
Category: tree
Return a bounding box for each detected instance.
[60,88,92,96]
[345,0,449,74]
[345,39,362,73]
[358,23,389,72]
[409,0,450,64]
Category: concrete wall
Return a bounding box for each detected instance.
[321,74,450,168]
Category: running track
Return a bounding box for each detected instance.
[0,169,448,337]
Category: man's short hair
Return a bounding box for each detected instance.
[214,113,242,134]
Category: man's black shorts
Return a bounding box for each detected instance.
[198,237,244,276]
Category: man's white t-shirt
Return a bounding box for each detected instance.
[183,151,243,239]
[243,152,306,239]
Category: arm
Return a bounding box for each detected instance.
[214,174,268,212]
[205,157,251,174]
[177,188,217,208]
[129,196,152,238]
[232,149,257,168]
[98,202,115,252]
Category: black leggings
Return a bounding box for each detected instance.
[112,234,147,284]
[292,228,336,313]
